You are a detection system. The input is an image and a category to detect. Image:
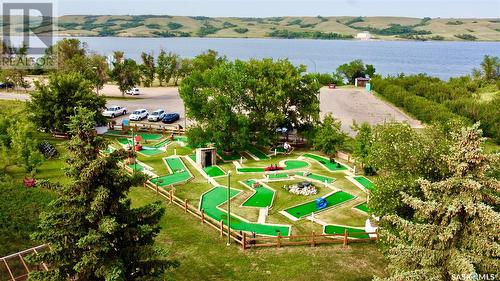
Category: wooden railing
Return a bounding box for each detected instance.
[0,244,50,280]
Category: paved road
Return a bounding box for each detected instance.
[320,87,422,136]
[1,85,422,136]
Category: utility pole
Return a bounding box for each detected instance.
[227,171,232,245]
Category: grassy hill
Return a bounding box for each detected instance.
[3,15,500,41]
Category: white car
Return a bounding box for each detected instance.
[129,109,148,121]
[103,106,127,118]
[126,87,141,95]
[148,109,166,122]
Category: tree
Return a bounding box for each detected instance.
[156,50,178,86]
[84,54,109,94]
[174,58,193,86]
[377,124,500,281]
[30,108,178,280]
[7,118,43,175]
[313,114,347,158]
[110,51,141,96]
[140,51,156,87]
[336,59,366,84]
[479,55,500,81]
[191,49,225,73]
[45,38,87,72]
[365,64,376,78]
[180,61,251,152]
[351,121,374,174]
[28,72,106,133]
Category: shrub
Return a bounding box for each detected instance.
[146,23,161,29]
[167,22,183,30]
[234,27,249,34]
[455,34,477,41]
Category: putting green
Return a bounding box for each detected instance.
[295,172,335,183]
[241,180,275,208]
[128,163,145,171]
[355,202,370,213]
[353,176,376,191]
[238,167,265,173]
[201,186,289,236]
[173,136,189,143]
[283,191,355,220]
[139,148,164,156]
[152,139,170,148]
[203,166,226,177]
[217,150,242,161]
[107,130,163,141]
[267,173,289,180]
[324,225,370,239]
[283,160,309,170]
[302,153,348,171]
[150,157,192,187]
[247,146,270,160]
[272,147,287,153]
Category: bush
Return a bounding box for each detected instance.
[234,28,249,34]
[455,34,477,41]
[167,22,183,30]
[146,23,161,29]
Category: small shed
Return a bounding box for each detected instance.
[355,77,370,87]
[195,148,217,168]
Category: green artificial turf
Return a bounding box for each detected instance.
[152,139,171,148]
[284,191,356,220]
[128,163,145,171]
[217,150,242,161]
[150,157,192,187]
[353,176,376,191]
[106,130,163,140]
[203,166,226,177]
[324,225,370,239]
[355,202,370,213]
[139,148,164,156]
[295,172,335,183]
[272,147,287,153]
[267,173,289,180]
[200,186,290,236]
[247,146,270,160]
[173,136,189,143]
[238,167,265,173]
[302,153,348,171]
[241,180,275,208]
[283,160,309,170]
[188,154,196,161]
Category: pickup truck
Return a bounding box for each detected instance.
[103,106,127,118]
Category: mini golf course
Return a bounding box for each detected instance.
[150,157,192,187]
[200,186,290,236]
[203,166,226,177]
[117,138,166,156]
[283,191,356,220]
[355,202,370,213]
[106,130,163,141]
[302,153,348,171]
[353,176,376,192]
[247,146,270,160]
[295,172,335,184]
[324,225,370,239]
[237,160,309,173]
[241,180,275,208]
[267,173,289,180]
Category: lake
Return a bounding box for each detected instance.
[64,37,500,79]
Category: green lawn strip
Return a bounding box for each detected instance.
[150,157,192,187]
[238,167,265,173]
[216,150,242,161]
[302,153,348,171]
[203,166,226,177]
[283,160,309,170]
[106,130,163,141]
[284,191,356,220]
[240,180,275,208]
[200,186,290,236]
[128,162,145,171]
[188,154,196,161]
[355,202,370,213]
[139,148,164,156]
[267,173,289,180]
[152,139,171,148]
[247,146,270,160]
[324,225,370,239]
[295,172,335,183]
[353,176,376,191]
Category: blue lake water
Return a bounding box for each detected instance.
[65,37,500,79]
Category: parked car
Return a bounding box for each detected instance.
[129,109,149,121]
[103,106,127,118]
[162,113,180,124]
[126,87,141,95]
[148,109,166,122]
[0,82,14,89]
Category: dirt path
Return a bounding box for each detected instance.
[320,87,423,136]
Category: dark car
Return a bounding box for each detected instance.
[162,113,180,124]
[0,82,14,89]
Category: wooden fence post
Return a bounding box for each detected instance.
[242,233,246,251]
[184,199,188,213]
[201,209,205,224]
[220,220,224,237]
[277,231,281,248]
[311,231,315,247]
[169,190,173,203]
[343,229,348,247]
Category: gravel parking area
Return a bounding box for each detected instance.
[320,87,422,136]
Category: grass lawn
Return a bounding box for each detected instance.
[129,187,387,281]
[247,146,270,160]
[295,172,335,184]
[324,225,370,239]
[217,150,243,161]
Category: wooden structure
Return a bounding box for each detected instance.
[354,77,370,87]
[195,148,217,168]
[0,244,50,280]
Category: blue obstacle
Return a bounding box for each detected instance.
[315,198,328,210]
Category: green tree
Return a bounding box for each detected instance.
[29,72,106,133]
[365,64,376,78]
[140,51,156,87]
[180,61,250,152]
[313,114,347,158]
[336,59,366,84]
[7,118,43,174]
[45,38,87,72]
[84,54,109,95]
[191,49,226,73]
[156,50,178,86]
[479,55,500,81]
[110,51,141,95]
[175,58,193,85]
[351,121,374,174]
[377,124,500,281]
[30,108,178,280]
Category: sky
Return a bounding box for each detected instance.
[54,0,499,18]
